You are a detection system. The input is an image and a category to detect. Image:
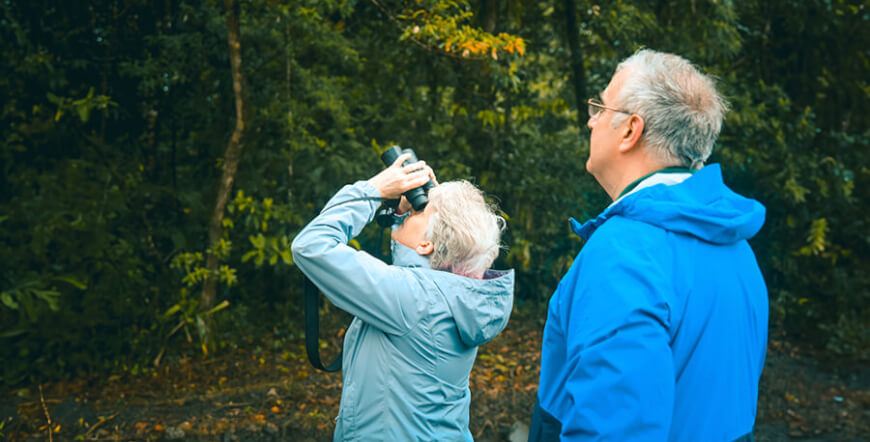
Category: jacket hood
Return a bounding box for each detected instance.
[572,164,766,244]
[392,241,514,347]
[439,268,515,347]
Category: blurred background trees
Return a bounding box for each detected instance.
[1,0,867,386]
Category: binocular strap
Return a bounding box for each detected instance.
[304,275,343,372]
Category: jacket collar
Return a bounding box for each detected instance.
[571,164,721,240]
[390,240,431,268]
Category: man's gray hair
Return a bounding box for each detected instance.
[612,49,728,170]
[425,181,504,279]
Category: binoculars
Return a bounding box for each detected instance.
[375,145,435,227]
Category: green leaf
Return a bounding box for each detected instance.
[249,233,266,249]
[241,250,259,263]
[55,276,87,290]
[163,304,182,318]
[32,289,60,311]
[201,300,229,317]
[1,292,19,309]
[0,329,26,338]
[77,105,90,123]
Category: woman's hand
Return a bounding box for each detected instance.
[367,152,434,200]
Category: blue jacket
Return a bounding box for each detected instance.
[291,181,515,441]
[538,164,768,441]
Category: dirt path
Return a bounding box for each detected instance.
[2,322,867,441]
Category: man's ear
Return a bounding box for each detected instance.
[415,240,434,256]
[618,114,645,153]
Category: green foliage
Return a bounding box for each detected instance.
[46,87,116,123]
[393,0,526,58]
[157,287,230,362]
[1,0,867,386]
[710,0,869,355]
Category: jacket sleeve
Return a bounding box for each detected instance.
[557,223,675,441]
[290,181,426,335]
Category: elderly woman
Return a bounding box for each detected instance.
[291,153,515,441]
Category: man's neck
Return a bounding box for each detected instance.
[606,160,679,201]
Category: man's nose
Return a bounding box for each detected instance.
[587,115,596,130]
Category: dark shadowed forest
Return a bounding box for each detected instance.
[1,1,867,440]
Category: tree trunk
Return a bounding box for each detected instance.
[201,0,245,310]
[481,0,498,33]
[561,0,587,132]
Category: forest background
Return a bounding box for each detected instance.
[0,0,868,436]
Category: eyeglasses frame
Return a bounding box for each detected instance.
[587,98,631,119]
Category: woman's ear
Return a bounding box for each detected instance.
[415,240,434,256]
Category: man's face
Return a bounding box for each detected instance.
[586,68,632,180]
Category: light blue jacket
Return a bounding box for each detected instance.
[538,164,768,441]
[291,181,515,441]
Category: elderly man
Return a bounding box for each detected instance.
[292,153,514,441]
[530,50,768,441]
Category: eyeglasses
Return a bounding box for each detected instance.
[587,98,631,119]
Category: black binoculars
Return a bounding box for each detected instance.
[375,145,435,228]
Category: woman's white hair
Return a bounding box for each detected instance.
[611,49,728,170]
[424,181,505,279]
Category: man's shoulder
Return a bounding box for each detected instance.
[554,214,675,334]
[585,214,670,251]
[569,215,675,290]
[571,215,676,291]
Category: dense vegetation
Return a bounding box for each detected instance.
[1,0,867,386]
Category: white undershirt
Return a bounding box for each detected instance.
[608,172,693,208]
